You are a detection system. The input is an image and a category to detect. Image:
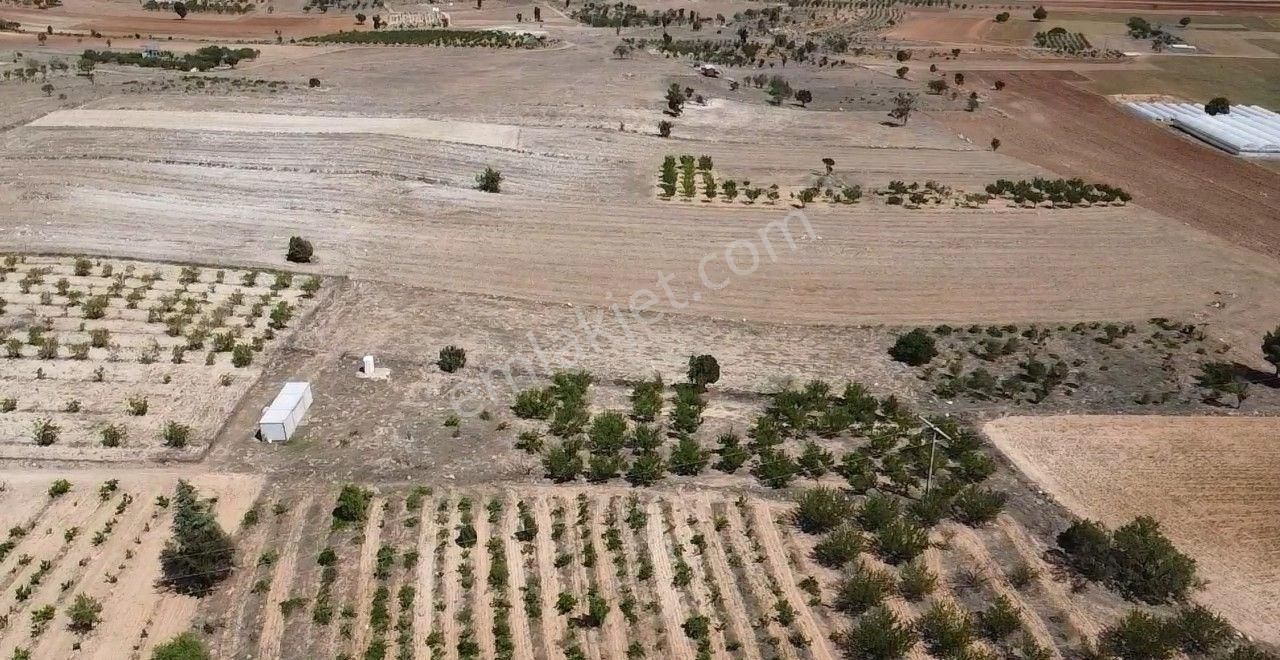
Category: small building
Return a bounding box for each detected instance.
[141,43,162,59]
[1167,43,1198,53]
[257,381,313,443]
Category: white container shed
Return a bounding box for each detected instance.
[258,381,313,443]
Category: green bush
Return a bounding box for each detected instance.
[874,516,930,565]
[48,479,72,498]
[669,435,709,476]
[857,493,902,532]
[686,354,720,388]
[437,345,466,373]
[626,450,666,486]
[32,418,60,446]
[916,599,974,657]
[476,167,503,193]
[150,632,211,660]
[976,595,1022,641]
[512,387,556,419]
[542,442,583,483]
[1100,610,1177,660]
[587,411,627,454]
[889,328,937,366]
[161,421,192,448]
[331,484,374,528]
[713,431,750,473]
[1109,516,1196,604]
[897,559,937,601]
[834,560,895,616]
[629,376,663,422]
[835,607,918,660]
[812,526,864,568]
[951,486,1007,526]
[101,424,127,447]
[286,236,313,263]
[791,487,856,534]
[1168,605,1232,655]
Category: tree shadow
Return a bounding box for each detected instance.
[1232,362,1280,388]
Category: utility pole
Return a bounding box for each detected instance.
[917,414,953,496]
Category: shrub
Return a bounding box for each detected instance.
[977,595,1022,640]
[629,376,663,421]
[286,236,314,263]
[874,516,930,565]
[1100,610,1177,660]
[127,396,149,416]
[82,296,109,320]
[231,343,253,367]
[48,479,72,498]
[669,435,709,476]
[331,484,374,528]
[161,421,192,448]
[150,632,211,660]
[512,387,556,419]
[857,493,902,532]
[917,599,974,657]
[66,593,103,632]
[834,560,895,615]
[438,345,466,373]
[813,526,864,568]
[1057,518,1113,581]
[1168,605,1232,654]
[897,559,937,601]
[836,607,917,660]
[626,450,666,486]
[686,354,720,388]
[951,486,1006,526]
[889,329,937,366]
[32,418,60,446]
[1,398,16,412]
[542,442,583,483]
[100,424,127,447]
[658,120,673,138]
[1205,97,1230,116]
[1109,516,1196,604]
[792,487,856,534]
[476,167,503,193]
[751,447,797,489]
[713,431,750,473]
[160,481,236,595]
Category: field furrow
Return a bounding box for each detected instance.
[349,496,387,656]
[691,497,764,660]
[644,498,696,659]
[750,503,835,660]
[256,493,316,660]
[532,495,564,660]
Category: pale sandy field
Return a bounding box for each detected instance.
[986,415,1280,645]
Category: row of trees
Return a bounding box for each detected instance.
[80,46,260,71]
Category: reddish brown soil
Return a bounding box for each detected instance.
[1044,0,1280,10]
[937,70,1280,260]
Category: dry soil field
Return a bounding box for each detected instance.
[2,0,1280,656]
[986,415,1280,645]
[0,468,262,659]
[0,255,322,461]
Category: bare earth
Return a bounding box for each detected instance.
[986,415,1280,645]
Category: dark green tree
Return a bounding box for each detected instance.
[1262,326,1280,374]
[160,481,236,595]
[686,354,720,389]
[889,328,937,366]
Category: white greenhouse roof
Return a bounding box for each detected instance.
[1125,102,1280,157]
